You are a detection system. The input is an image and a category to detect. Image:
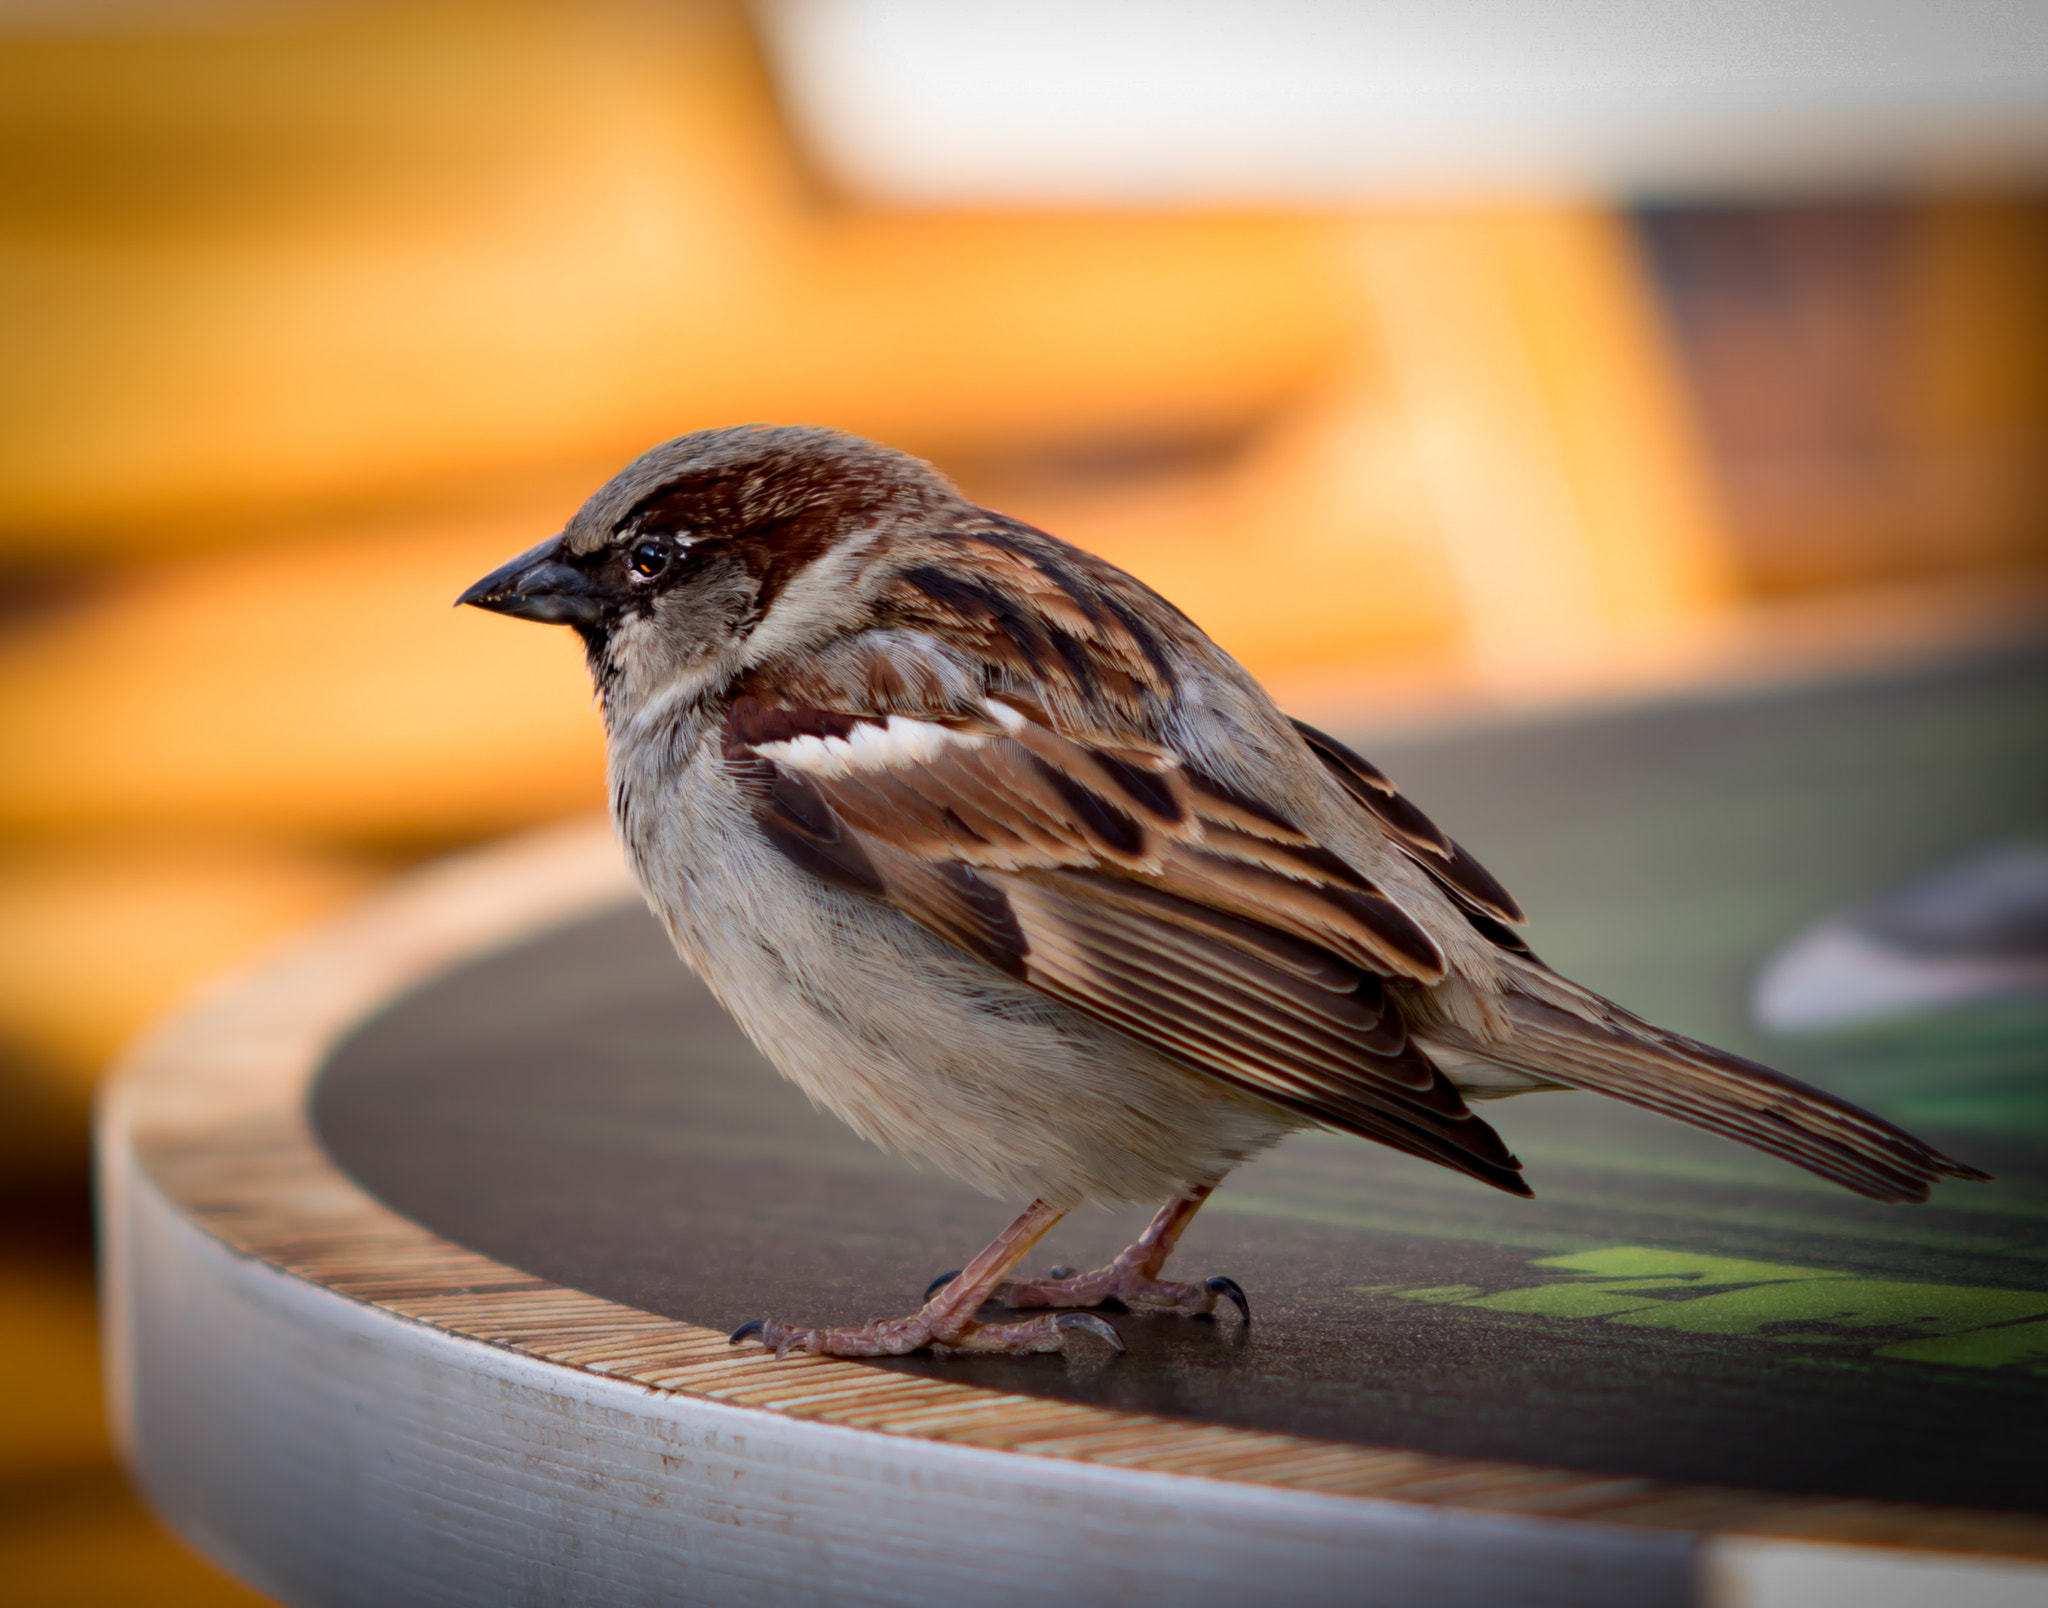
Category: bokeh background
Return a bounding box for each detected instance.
[3,3,2045,1600]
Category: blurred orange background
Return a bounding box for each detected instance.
[2,3,2044,1600]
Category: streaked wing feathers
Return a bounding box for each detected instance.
[724,680,1528,1195]
[1292,718,1528,927]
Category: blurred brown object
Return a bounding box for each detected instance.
[1644,198,2048,594]
[0,515,607,848]
[963,206,1738,692]
[0,0,1346,554]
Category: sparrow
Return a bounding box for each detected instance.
[460,425,1989,1360]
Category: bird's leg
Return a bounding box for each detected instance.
[992,1185,1249,1322]
[729,1197,1123,1359]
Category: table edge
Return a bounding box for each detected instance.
[98,816,2048,1561]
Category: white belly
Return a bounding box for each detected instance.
[619,764,1298,1207]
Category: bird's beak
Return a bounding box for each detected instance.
[456,536,605,628]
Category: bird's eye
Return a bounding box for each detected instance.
[628,538,670,579]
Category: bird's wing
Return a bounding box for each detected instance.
[721,652,1529,1195]
[1289,719,1536,955]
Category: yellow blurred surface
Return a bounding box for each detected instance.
[0,516,605,844]
[0,0,1346,548]
[0,841,376,1091]
[0,1263,108,1485]
[2,1482,275,1608]
[1,3,2043,1600]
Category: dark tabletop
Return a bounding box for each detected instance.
[315,649,2048,1513]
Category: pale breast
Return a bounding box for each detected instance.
[614,749,1299,1206]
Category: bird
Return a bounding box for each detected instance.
[459,424,1990,1360]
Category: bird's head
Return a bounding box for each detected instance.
[458,426,955,720]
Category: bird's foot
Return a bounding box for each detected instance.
[727,1307,1122,1360]
[991,1262,1250,1323]
[730,1196,1125,1360]
[920,1190,1246,1325]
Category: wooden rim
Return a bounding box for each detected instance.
[104,818,2048,1559]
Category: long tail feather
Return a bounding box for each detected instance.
[1485,993,1991,1203]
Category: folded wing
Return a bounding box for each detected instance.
[727,640,1986,1206]
[724,687,1530,1195]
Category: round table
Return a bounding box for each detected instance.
[101,657,2048,1607]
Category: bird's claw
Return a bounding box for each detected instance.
[1055,1311,1124,1352]
[728,1319,766,1345]
[1203,1275,1251,1324]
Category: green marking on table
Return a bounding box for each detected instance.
[1366,1245,2048,1365]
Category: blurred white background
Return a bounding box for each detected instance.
[768,0,2048,201]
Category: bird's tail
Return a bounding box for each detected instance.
[1475,992,1991,1202]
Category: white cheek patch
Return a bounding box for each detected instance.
[754,715,983,777]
